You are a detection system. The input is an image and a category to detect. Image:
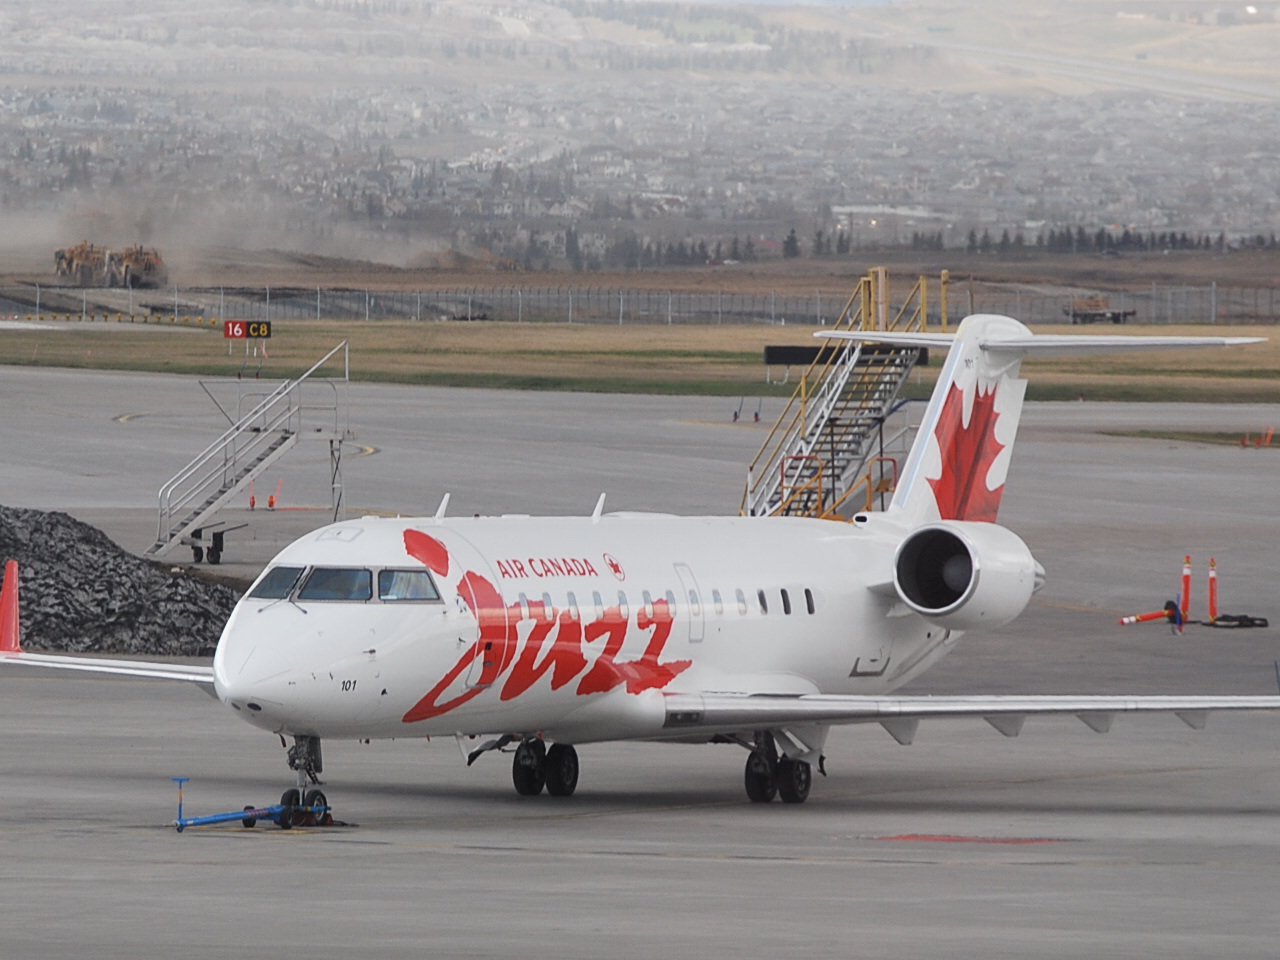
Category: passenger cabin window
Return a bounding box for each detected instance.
[688,590,701,617]
[665,589,677,616]
[712,589,724,616]
[592,591,604,619]
[757,589,768,615]
[298,568,372,602]
[248,566,305,600]
[378,569,441,602]
[781,588,792,615]
[567,591,580,620]
[804,588,816,615]
[736,589,748,616]
[642,590,654,618]
[617,591,629,619]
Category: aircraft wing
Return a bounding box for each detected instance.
[0,560,214,689]
[0,649,213,685]
[661,692,1280,742]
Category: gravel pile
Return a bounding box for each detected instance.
[0,505,241,656]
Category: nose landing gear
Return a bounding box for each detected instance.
[276,735,334,827]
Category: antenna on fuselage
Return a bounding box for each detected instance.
[433,493,451,522]
[591,492,606,524]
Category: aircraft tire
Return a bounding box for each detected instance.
[303,788,328,827]
[776,759,811,804]
[544,743,579,797]
[744,752,777,803]
[278,788,300,829]
[512,739,546,796]
[304,788,333,826]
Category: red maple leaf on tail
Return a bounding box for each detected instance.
[926,383,1006,522]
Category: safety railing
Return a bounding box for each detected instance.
[147,341,349,557]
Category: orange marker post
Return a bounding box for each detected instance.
[1180,555,1192,621]
[1208,557,1219,623]
[1119,609,1174,625]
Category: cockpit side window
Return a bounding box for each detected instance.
[248,565,306,600]
[378,569,441,602]
[297,567,373,602]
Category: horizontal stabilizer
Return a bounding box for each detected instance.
[816,328,1264,357]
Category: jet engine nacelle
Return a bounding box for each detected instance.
[893,521,1041,632]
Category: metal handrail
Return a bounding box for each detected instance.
[742,269,933,518]
[152,341,349,550]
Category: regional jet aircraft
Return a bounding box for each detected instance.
[2,315,1274,811]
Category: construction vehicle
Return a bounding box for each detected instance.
[54,242,107,286]
[1064,296,1135,324]
[54,242,168,288]
[110,244,168,288]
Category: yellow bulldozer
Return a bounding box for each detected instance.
[54,242,168,289]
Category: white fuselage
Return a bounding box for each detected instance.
[212,513,957,744]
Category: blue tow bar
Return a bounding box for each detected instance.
[171,777,334,832]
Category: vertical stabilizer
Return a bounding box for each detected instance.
[0,560,20,653]
[888,314,1030,525]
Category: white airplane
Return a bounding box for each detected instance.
[2,314,1275,813]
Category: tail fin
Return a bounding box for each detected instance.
[1,560,20,653]
[816,315,1263,527]
[891,314,1029,525]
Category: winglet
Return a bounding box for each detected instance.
[1,560,20,653]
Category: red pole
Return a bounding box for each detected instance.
[1208,557,1219,623]
[1180,555,1192,621]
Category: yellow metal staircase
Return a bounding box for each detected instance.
[741,270,945,519]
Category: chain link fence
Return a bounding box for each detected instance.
[2,283,1277,326]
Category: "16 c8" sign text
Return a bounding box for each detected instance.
[224,321,272,339]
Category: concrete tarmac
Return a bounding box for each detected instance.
[1,366,1279,958]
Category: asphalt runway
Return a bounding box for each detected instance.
[1,366,1279,958]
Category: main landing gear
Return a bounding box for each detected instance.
[512,739,579,797]
[742,731,814,805]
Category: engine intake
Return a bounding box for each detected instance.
[894,521,1040,631]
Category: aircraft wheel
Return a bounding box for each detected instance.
[278,788,300,829]
[776,759,812,804]
[304,788,329,826]
[512,739,546,796]
[744,751,777,803]
[544,743,579,797]
[242,805,258,829]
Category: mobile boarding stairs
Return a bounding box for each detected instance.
[145,342,352,562]
[742,271,944,520]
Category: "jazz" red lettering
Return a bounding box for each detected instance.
[401,530,691,723]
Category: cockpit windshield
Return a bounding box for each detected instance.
[297,568,374,602]
[378,569,441,602]
[246,565,441,604]
[247,565,305,600]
